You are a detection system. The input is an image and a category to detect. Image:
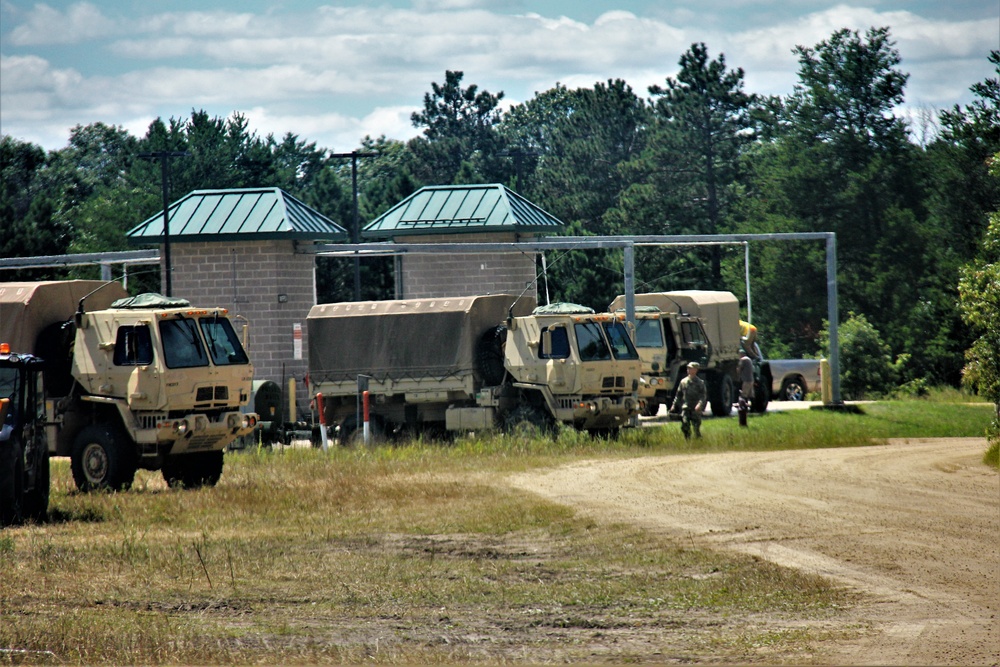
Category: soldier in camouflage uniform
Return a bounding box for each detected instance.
[671,361,707,439]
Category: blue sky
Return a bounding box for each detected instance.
[1,1,997,152]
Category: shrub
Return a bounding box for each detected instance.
[819,312,902,400]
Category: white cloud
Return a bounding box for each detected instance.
[1,2,994,151]
[8,2,115,45]
[237,105,421,151]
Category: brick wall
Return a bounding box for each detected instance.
[395,232,538,300]
[162,240,315,416]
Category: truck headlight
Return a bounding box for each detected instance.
[174,420,189,435]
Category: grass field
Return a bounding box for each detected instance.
[0,400,993,664]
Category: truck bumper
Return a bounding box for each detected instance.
[145,411,259,454]
[557,396,640,430]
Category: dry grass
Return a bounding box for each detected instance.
[1,442,856,665]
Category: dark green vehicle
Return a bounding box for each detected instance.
[0,344,48,527]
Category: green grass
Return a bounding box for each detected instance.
[437,399,995,468]
[0,400,991,664]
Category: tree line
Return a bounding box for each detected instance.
[2,26,999,397]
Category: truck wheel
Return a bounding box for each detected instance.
[338,415,386,447]
[162,451,224,489]
[0,439,24,527]
[780,377,807,401]
[476,326,508,386]
[750,381,770,413]
[503,404,554,438]
[709,374,735,417]
[71,425,137,492]
[22,448,49,522]
[641,398,661,417]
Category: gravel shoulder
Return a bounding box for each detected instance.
[507,438,999,666]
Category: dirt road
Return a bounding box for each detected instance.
[508,438,999,665]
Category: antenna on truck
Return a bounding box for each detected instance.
[507,249,569,323]
[76,279,120,322]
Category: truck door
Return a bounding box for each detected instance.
[115,324,160,409]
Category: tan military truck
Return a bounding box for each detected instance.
[609,291,767,417]
[307,294,642,440]
[0,281,257,492]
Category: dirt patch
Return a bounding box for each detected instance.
[508,438,999,666]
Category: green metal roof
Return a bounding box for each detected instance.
[362,183,565,239]
[127,187,348,244]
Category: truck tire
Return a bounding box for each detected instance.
[709,374,735,417]
[162,451,224,489]
[641,397,661,417]
[0,439,24,527]
[22,448,49,522]
[476,326,508,386]
[338,415,386,447]
[750,380,770,413]
[71,425,137,492]
[502,404,554,438]
[780,377,807,401]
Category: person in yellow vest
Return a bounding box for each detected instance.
[740,320,760,360]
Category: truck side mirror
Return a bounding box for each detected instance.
[541,329,553,357]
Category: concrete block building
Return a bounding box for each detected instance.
[362,184,565,299]
[127,187,347,411]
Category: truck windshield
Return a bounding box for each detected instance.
[575,322,612,361]
[159,318,209,368]
[634,319,663,348]
[603,321,639,360]
[200,317,250,366]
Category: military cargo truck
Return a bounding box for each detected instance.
[307,294,642,440]
[0,281,257,492]
[609,291,767,416]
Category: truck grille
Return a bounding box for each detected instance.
[601,376,626,390]
[196,386,229,402]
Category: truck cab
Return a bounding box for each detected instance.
[503,304,642,432]
[55,294,257,490]
[613,306,711,417]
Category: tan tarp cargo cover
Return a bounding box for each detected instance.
[0,281,128,353]
[308,294,536,384]
[609,291,742,357]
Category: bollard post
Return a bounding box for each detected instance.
[362,390,370,445]
[821,359,832,405]
[317,392,329,453]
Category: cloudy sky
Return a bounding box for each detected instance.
[1,1,997,152]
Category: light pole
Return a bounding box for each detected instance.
[138,151,189,296]
[330,151,377,300]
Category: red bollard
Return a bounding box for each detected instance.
[316,392,329,451]
[362,390,370,444]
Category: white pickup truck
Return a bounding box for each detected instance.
[760,353,822,401]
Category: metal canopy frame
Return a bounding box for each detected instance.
[301,231,842,404]
[0,232,841,403]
